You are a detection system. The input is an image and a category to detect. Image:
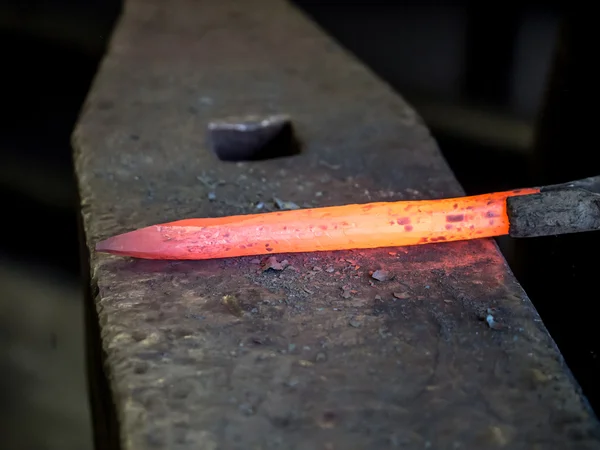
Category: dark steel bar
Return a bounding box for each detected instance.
[508,174,600,238]
[508,189,600,237]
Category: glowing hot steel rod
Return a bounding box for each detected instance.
[96,175,600,260]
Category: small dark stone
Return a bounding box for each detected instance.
[261,256,289,272]
[340,286,352,299]
[239,403,255,416]
[274,197,300,210]
[371,269,393,282]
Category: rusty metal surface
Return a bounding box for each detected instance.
[508,189,600,238]
[508,175,600,238]
[73,0,600,449]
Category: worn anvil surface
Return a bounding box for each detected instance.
[73,0,600,449]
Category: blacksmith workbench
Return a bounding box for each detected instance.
[73,1,600,449]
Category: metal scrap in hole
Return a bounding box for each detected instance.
[207,113,300,161]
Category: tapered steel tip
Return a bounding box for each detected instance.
[94,227,168,259]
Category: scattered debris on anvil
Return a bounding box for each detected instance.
[255,254,410,303]
[249,253,511,333]
[260,256,290,272]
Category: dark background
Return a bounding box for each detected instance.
[1,2,597,449]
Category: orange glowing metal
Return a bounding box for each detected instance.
[96,188,539,260]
